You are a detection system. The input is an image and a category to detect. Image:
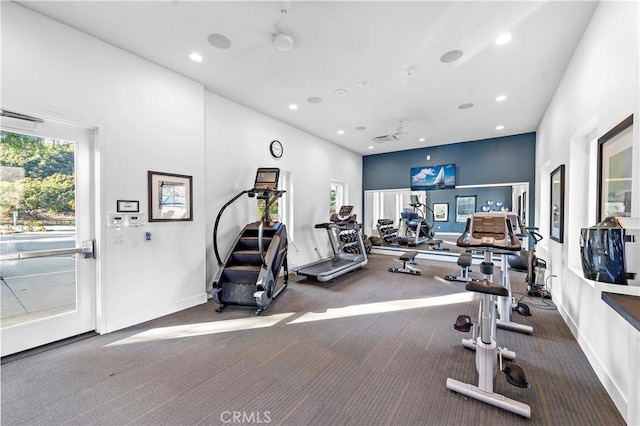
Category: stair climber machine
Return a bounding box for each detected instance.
[209,168,288,315]
[292,205,368,282]
[446,212,531,418]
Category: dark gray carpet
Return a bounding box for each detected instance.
[1,254,624,425]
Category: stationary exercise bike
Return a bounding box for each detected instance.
[446,212,531,418]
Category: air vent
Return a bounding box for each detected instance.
[371,134,399,143]
[0,110,43,123]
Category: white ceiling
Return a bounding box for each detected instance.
[16,1,598,155]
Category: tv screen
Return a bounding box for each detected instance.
[410,164,456,190]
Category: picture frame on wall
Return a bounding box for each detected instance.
[455,195,476,223]
[148,171,193,222]
[597,114,634,222]
[550,164,565,243]
[433,203,449,222]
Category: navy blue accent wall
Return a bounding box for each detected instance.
[362,132,536,230]
[427,186,513,233]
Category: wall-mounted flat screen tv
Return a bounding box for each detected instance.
[410,164,456,190]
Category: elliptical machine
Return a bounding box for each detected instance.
[396,195,442,248]
[446,212,531,418]
[209,168,288,315]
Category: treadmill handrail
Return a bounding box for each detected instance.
[213,190,250,266]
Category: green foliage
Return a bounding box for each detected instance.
[0,131,74,178]
[330,188,337,214]
[24,221,45,232]
[0,180,23,214]
[0,131,75,217]
[257,199,279,221]
[23,174,75,213]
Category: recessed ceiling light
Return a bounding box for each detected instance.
[189,52,203,62]
[368,146,374,150]
[334,89,348,96]
[496,95,507,102]
[418,137,426,142]
[288,104,298,110]
[440,50,463,63]
[358,81,370,88]
[208,33,232,49]
[496,125,505,130]
[307,97,322,104]
[355,126,367,131]
[495,34,512,45]
[458,103,474,110]
[337,130,344,135]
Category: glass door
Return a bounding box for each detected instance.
[0,114,96,356]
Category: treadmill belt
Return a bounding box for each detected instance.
[296,259,354,276]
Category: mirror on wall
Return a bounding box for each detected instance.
[364,182,529,239]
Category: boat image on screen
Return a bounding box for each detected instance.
[410,164,456,191]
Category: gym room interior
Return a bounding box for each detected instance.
[1,1,638,425]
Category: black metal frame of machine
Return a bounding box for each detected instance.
[208,168,288,315]
[292,205,368,282]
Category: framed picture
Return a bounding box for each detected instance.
[117,200,139,213]
[550,164,565,243]
[455,195,476,223]
[597,115,633,222]
[148,171,193,222]
[433,203,449,222]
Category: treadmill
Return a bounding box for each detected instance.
[293,205,368,282]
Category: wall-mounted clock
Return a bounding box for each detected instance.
[270,140,283,158]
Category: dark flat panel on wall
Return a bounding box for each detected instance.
[363,133,535,190]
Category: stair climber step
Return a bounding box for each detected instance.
[220,281,260,305]
[221,265,261,284]
[229,250,263,266]
[235,237,273,251]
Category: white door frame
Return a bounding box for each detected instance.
[1,112,98,356]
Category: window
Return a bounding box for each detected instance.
[256,170,291,232]
[330,180,345,215]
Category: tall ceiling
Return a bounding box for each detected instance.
[15,1,598,155]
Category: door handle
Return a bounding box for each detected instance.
[0,239,95,261]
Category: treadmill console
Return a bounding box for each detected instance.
[329,205,357,226]
[457,212,521,251]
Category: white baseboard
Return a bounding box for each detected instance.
[102,293,208,334]
[557,303,628,423]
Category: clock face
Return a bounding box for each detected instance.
[270,140,283,158]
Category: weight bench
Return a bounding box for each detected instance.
[389,251,421,275]
[426,239,449,251]
[444,252,473,282]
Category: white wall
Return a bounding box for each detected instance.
[535,2,640,423]
[1,3,208,333]
[204,92,363,285]
[1,2,364,335]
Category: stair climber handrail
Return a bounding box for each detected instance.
[258,190,286,268]
[213,190,250,266]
